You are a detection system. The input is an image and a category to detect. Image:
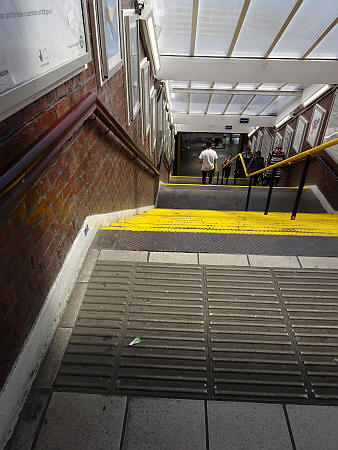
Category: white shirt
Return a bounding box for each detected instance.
[199,148,218,171]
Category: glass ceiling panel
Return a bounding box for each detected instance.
[225,95,253,114]
[170,81,190,88]
[262,96,298,116]
[270,0,338,58]
[190,94,210,113]
[308,25,338,59]
[172,93,189,113]
[282,84,305,91]
[152,0,193,55]
[232,0,297,57]
[236,83,260,90]
[208,94,232,114]
[195,0,245,56]
[244,96,273,115]
[214,82,234,89]
[259,83,284,90]
[191,81,213,88]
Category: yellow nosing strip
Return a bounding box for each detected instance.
[100,209,338,237]
[164,183,308,190]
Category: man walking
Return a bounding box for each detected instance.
[199,142,218,185]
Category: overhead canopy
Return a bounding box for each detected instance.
[150,0,338,132]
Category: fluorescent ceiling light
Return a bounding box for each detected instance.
[276,114,291,129]
[303,85,330,107]
[248,127,258,137]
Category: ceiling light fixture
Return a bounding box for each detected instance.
[303,84,330,107]
[275,114,291,129]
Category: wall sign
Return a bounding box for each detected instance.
[292,115,308,154]
[240,118,249,124]
[306,104,326,148]
[0,0,91,120]
[282,125,293,157]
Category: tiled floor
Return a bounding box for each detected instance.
[6,250,338,450]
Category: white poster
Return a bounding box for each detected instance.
[256,130,263,152]
[292,116,307,154]
[322,91,338,164]
[261,129,272,160]
[306,104,326,148]
[282,125,293,157]
[0,1,87,95]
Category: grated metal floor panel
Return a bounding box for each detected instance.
[55,262,338,405]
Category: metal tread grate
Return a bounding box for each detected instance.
[55,263,338,404]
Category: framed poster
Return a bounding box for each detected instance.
[260,128,273,160]
[306,104,326,148]
[0,0,91,120]
[251,135,257,153]
[322,90,338,164]
[140,58,150,140]
[156,89,163,164]
[292,115,308,153]
[124,14,140,121]
[256,130,263,152]
[282,125,293,157]
[90,0,123,84]
[150,88,157,157]
[274,132,282,149]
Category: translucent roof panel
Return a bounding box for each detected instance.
[191,81,213,88]
[258,83,284,90]
[170,81,190,88]
[208,94,232,114]
[244,96,274,115]
[308,25,338,59]
[281,84,305,91]
[225,95,253,114]
[232,0,297,57]
[214,82,234,89]
[172,93,189,113]
[236,83,260,90]
[270,0,338,58]
[195,0,245,56]
[262,96,298,116]
[190,94,210,113]
[152,0,193,55]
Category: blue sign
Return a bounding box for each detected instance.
[225,125,232,130]
[240,118,249,124]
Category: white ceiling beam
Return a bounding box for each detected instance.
[227,0,251,57]
[157,56,338,84]
[173,88,301,96]
[190,0,199,56]
[302,17,338,58]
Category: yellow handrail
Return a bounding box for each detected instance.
[218,138,337,179]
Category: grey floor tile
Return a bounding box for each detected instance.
[208,401,292,450]
[149,252,198,264]
[99,250,148,262]
[35,393,126,450]
[287,404,338,450]
[298,256,338,269]
[199,253,248,266]
[248,254,300,268]
[77,249,99,282]
[6,389,50,450]
[123,397,205,450]
[34,329,71,388]
[60,283,87,328]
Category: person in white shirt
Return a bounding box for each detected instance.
[199,142,218,185]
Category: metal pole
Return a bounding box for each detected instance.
[221,169,224,185]
[245,176,253,212]
[291,155,311,220]
[264,169,276,215]
[217,171,219,185]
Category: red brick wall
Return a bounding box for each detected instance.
[0,0,169,388]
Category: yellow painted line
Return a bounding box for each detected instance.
[171,176,247,180]
[163,183,308,190]
[100,208,338,237]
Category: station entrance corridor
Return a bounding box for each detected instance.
[7,171,338,450]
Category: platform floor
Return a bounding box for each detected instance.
[7,250,338,450]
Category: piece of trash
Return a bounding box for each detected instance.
[129,337,142,346]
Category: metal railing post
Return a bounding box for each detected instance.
[221,169,224,185]
[245,176,253,212]
[291,155,312,220]
[217,171,219,185]
[264,169,276,215]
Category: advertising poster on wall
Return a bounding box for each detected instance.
[282,125,293,157]
[292,115,308,153]
[261,129,272,160]
[306,104,326,148]
[0,0,90,119]
[322,91,338,164]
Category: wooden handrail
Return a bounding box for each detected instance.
[0,92,159,214]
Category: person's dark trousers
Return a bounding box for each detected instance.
[202,169,214,184]
[252,175,259,186]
